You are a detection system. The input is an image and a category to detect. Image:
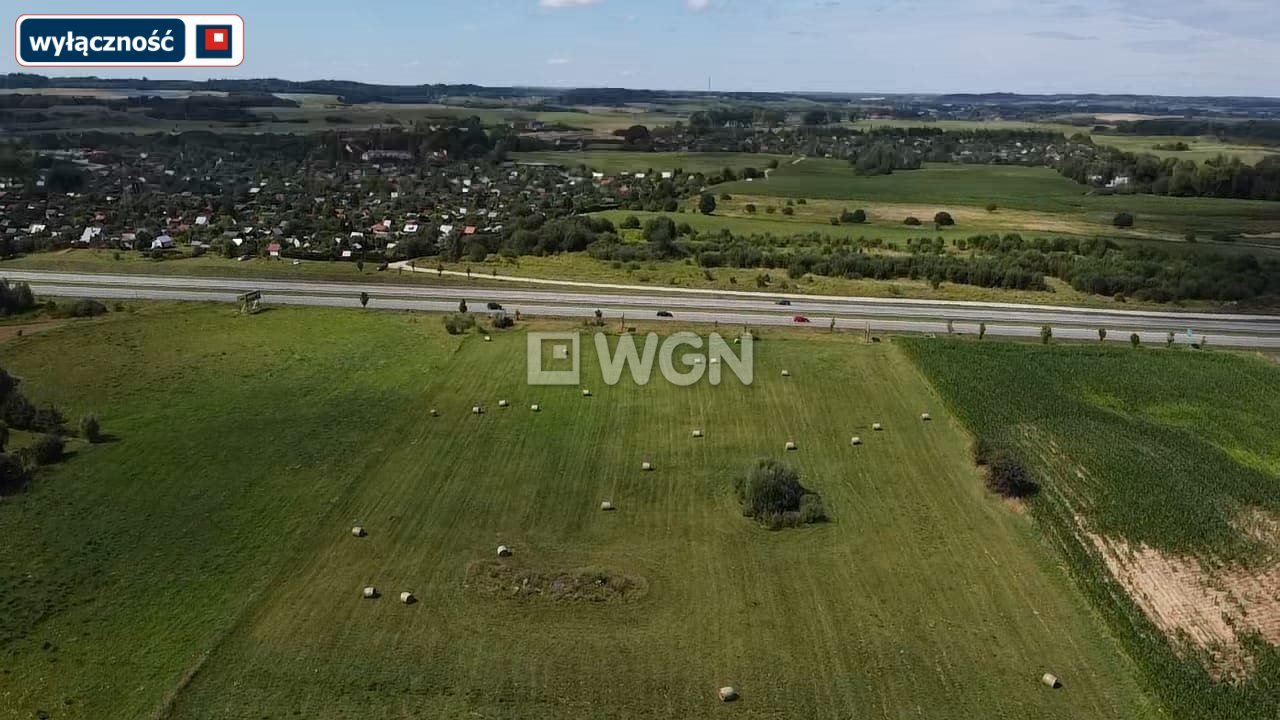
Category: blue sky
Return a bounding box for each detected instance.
[10,0,1280,96]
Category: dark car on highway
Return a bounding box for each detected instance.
[656,310,674,318]
[776,299,792,306]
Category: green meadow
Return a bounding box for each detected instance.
[0,306,1154,719]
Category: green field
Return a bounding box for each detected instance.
[717,162,1280,240]
[902,339,1280,719]
[0,306,1156,719]
[515,150,791,175]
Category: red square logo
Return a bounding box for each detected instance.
[203,28,229,51]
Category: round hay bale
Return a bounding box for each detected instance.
[472,405,483,415]
[399,591,416,604]
[641,461,653,471]
[582,389,592,397]
[718,687,739,702]
[693,357,704,365]
[850,436,862,446]
[710,357,720,364]
[484,335,492,342]
[872,423,883,431]
[785,441,797,451]
[362,586,378,599]
[429,408,439,417]
[921,413,932,421]
[692,429,704,438]
[497,545,512,558]
[351,526,366,538]
[1041,673,1061,689]
[600,501,615,511]
[531,404,541,412]
[781,370,791,377]
[498,400,509,408]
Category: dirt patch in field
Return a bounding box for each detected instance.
[0,320,66,343]
[1087,524,1280,681]
[465,560,648,603]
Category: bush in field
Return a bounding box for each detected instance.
[66,299,108,318]
[32,433,65,466]
[781,206,794,216]
[442,313,476,335]
[934,211,955,227]
[904,216,921,226]
[1113,212,1135,228]
[620,215,641,229]
[80,415,102,443]
[736,458,827,529]
[0,452,28,495]
[840,208,867,224]
[972,436,995,465]
[984,451,1038,498]
[744,203,756,214]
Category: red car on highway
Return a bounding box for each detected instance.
[792,315,811,323]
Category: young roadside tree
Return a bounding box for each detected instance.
[698,193,717,215]
[360,292,370,308]
[946,319,955,335]
[1167,331,1175,348]
[978,322,987,340]
[1130,333,1141,348]
[458,299,468,313]
[356,260,364,273]
[1098,327,1107,342]
[0,421,7,452]
[1040,325,1053,345]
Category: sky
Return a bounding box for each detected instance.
[9,0,1280,96]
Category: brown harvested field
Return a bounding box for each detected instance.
[1087,528,1280,681]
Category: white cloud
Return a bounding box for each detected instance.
[687,0,711,9]
[540,0,599,7]
[547,57,571,65]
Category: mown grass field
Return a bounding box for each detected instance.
[902,339,1280,720]
[515,150,790,175]
[0,306,1156,719]
[716,162,1280,240]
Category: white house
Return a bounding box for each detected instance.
[151,235,175,250]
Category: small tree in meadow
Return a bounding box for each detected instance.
[978,322,987,340]
[79,415,101,444]
[1098,327,1107,342]
[458,299,468,313]
[1040,325,1052,345]
[1130,333,1141,348]
[1167,331,1175,348]
[359,292,370,308]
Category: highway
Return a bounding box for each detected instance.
[8,269,1280,348]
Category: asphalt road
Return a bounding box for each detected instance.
[10,269,1280,348]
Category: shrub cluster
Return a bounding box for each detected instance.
[442,313,476,335]
[973,439,1039,498]
[736,458,828,530]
